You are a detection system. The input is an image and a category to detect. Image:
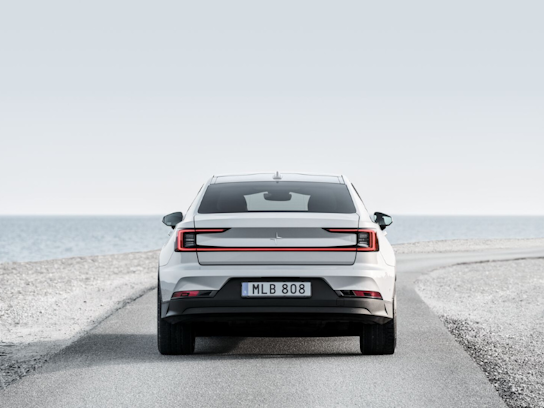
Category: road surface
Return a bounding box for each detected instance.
[2,247,543,407]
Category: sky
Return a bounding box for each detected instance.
[1,1,543,216]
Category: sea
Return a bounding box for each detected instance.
[0,215,543,264]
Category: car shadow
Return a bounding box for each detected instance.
[27,333,363,376]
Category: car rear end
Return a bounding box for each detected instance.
[158,173,396,355]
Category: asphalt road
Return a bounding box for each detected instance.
[2,247,544,408]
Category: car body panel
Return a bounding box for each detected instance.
[158,172,396,327]
[194,213,360,265]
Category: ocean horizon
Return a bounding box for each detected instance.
[1,215,543,264]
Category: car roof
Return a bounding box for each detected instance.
[211,172,345,184]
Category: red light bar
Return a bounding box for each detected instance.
[175,228,378,252]
[196,247,358,251]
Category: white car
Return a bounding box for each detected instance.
[158,172,396,355]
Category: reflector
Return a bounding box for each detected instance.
[172,290,199,298]
[353,290,382,299]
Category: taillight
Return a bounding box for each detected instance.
[357,230,378,251]
[175,229,227,252]
[325,229,378,252]
[183,232,197,248]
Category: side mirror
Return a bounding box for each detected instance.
[162,212,183,229]
[373,212,393,230]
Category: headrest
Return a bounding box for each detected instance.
[307,193,337,212]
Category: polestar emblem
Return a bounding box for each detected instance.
[275,232,282,239]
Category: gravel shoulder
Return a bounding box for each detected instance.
[394,238,544,254]
[0,251,159,388]
[416,258,544,408]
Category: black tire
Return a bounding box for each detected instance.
[360,299,396,355]
[157,283,195,355]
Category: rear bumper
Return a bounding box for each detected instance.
[159,252,396,307]
[163,278,393,330]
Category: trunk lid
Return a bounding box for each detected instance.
[193,213,359,265]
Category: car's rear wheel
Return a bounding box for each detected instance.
[157,282,195,355]
[360,298,396,355]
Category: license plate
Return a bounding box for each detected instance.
[242,282,311,298]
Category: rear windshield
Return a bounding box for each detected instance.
[198,182,356,214]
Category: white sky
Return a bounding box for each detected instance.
[1,1,543,215]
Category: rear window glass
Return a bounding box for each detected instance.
[198,182,356,214]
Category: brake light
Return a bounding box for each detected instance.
[175,229,227,252]
[183,232,196,248]
[325,229,378,251]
